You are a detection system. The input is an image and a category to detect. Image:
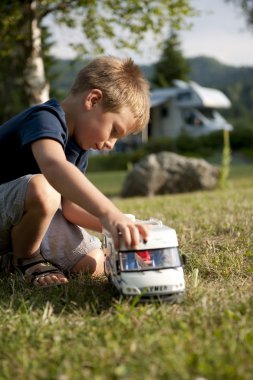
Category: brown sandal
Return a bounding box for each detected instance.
[14,252,68,288]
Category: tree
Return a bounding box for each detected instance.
[225,0,253,27]
[152,31,189,88]
[0,1,54,120]
[0,0,196,121]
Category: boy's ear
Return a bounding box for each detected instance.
[85,89,103,110]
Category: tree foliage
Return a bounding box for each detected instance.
[46,0,196,55]
[0,0,196,123]
[226,0,253,28]
[152,31,189,88]
[0,1,55,120]
[0,2,27,119]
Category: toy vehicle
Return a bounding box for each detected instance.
[103,216,186,303]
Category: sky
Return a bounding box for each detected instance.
[47,0,253,67]
[180,0,253,67]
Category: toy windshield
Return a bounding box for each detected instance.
[119,248,181,272]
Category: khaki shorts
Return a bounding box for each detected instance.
[0,175,33,255]
[41,209,101,272]
[0,175,101,272]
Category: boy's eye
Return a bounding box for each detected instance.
[111,126,118,137]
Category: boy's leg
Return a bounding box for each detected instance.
[1,175,68,286]
[41,209,104,276]
[70,248,105,276]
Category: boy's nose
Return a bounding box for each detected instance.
[104,138,117,150]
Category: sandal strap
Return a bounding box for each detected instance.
[17,260,49,273]
[15,252,62,276]
[15,251,48,273]
[13,252,67,288]
[30,266,62,277]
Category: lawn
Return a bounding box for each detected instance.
[0,165,253,380]
[86,170,126,197]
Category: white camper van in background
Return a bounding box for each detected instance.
[145,80,233,141]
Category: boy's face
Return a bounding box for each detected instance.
[73,90,137,151]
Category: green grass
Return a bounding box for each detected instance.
[86,170,126,197]
[1,164,253,380]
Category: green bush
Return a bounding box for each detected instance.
[87,128,252,172]
[143,137,174,153]
[230,127,253,150]
[88,149,146,172]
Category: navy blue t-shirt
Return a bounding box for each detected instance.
[0,98,89,185]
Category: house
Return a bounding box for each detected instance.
[141,80,233,142]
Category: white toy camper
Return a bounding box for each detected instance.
[144,80,233,141]
[103,216,185,303]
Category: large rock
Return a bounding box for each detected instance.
[121,152,220,197]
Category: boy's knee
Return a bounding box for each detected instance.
[71,249,105,276]
[26,174,60,215]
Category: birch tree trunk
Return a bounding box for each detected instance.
[23,0,49,105]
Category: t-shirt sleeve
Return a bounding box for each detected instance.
[19,109,67,149]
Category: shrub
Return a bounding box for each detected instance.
[87,128,252,172]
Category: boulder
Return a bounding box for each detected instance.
[121,152,220,197]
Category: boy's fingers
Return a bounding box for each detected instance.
[116,223,133,249]
[121,223,150,248]
[102,215,150,249]
[113,222,139,249]
[136,223,150,242]
[127,224,140,248]
[115,223,150,249]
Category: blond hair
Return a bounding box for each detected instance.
[70,56,150,132]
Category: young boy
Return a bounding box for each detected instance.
[0,56,150,287]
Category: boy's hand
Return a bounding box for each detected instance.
[100,212,150,250]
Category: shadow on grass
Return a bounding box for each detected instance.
[0,273,121,315]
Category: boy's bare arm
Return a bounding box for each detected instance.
[31,138,149,248]
[62,199,102,232]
